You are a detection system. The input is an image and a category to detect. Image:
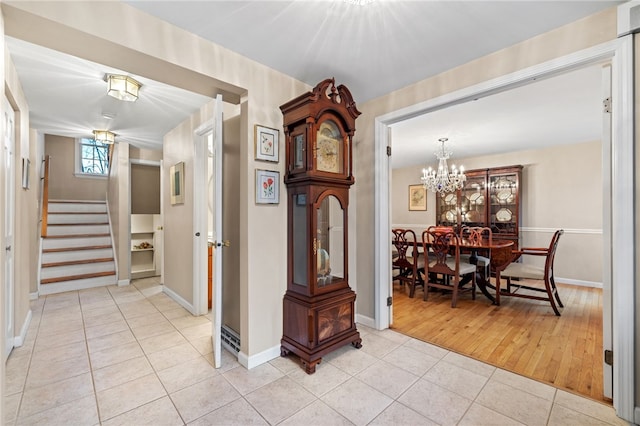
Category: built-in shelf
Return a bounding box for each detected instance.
[131,214,160,279]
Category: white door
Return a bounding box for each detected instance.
[193,94,223,367]
[600,64,612,400]
[4,97,15,361]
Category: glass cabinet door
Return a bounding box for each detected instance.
[489,173,518,236]
[461,174,487,226]
[316,195,344,288]
[437,191,458,227]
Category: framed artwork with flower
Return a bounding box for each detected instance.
[254,124,279,163]
[256,169,280,204]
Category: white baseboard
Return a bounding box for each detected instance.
[557,277,602,289]
[29,292,39,300]
[117,279,130,287]
[163,285,196,315]
[238,344,281,370]
[355,314,376,329]
[13,309,32,347]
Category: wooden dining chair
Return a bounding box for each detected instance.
[391,228,424,298]
[497,229,564,316]
[421,228,476,307]
[460,226,492,279]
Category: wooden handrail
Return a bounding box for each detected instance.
[41,155,50,237]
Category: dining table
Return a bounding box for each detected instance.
[457,237,514,304]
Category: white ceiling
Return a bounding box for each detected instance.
[4,1,622,153]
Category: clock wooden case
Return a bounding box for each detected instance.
[279,78,362,374]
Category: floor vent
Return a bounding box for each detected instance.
[221,325,241,354]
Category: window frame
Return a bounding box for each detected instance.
[74,137,110,178]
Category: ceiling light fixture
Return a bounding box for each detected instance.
[93,130,116,145]
[421,138,466,193]
[106,74,140,102]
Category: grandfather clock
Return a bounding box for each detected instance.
[279,78,362,374]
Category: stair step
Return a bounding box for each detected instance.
[43,236,112,250]
[47,224,110,236]
[48,215,109,225]
[48,201,107,214]
[48,222,108,226]
[43,245,112,253]
[41,259,115,280]
[42,257,114,268]
[44,233,110,239]
[41,271,116,285]
[42,247,114,264]
[39,274,117,295]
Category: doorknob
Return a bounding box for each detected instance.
[215,240,230,247]
[195,232,201,237]
[5,245,10,251]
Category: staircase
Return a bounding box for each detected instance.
[40,200,117,295]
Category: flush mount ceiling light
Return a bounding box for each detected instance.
[106,74,140,102]
[93,130,116,144]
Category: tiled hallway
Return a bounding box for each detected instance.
[4,278,628,425]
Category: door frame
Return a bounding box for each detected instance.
[373,37,634,420]
[3,95,16,360]
[128,159,162,280]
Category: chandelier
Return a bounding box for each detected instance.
[421,138,466,193]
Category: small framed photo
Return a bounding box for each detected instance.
[254,124,279,163]
[170,161,185,205]
[408,184,427,211]
[256,169,280,204]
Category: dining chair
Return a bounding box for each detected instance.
[421,228,476,307]
[460,226,492,279]
[497,229,564,316]
[391,228,424,298]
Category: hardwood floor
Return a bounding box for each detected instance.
[390,280,607,403]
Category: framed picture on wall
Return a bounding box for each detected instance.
[256,169,279,204]
[408,184,427,211]
[254,124,279,163]
[170,161,185,205]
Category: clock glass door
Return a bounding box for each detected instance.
[316,195,344,287]
[292,193,308,287]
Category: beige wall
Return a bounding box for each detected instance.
[130,146,162,163]
[355,8,618,319]
[107,142,130,283]
[44,134,107,201]
[392,141,603,284]
[131,164,160,215]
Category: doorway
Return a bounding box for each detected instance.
[373,38,634,420]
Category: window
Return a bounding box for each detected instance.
[76,138,109,177]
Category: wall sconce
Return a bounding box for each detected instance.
[106,74,140,102]
[93,130,116,144]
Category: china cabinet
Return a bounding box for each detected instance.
[436,165,522,247]
[280,78,362,374]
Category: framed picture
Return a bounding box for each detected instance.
[21,158,30,190]
[170,161,185,205]
[408,184,427,211]
[256,169,279,204]
[254,124,279,163]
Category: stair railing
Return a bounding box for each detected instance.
[41,155,50,237]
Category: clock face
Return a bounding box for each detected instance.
[316,120,342,173]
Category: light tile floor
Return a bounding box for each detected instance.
[4,277,630,425]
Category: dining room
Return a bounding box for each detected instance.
[387,64,607,403]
